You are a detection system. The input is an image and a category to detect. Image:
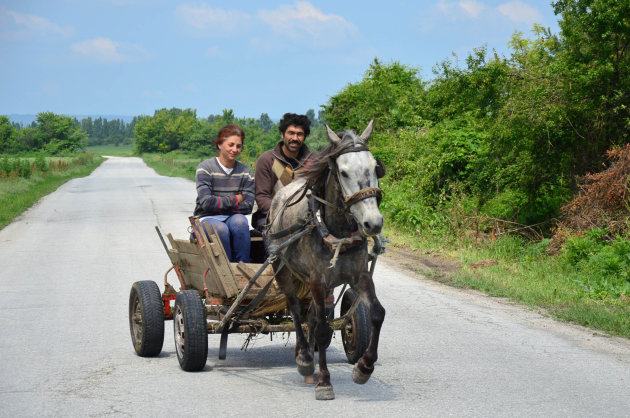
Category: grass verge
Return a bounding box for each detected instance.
[140,151,201,181]
[0,154,104,230]
[385,224,630,339]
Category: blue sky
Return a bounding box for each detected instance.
[0,0,561,120]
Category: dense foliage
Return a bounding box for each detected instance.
[320,0,629,238]
[1,112,87,154]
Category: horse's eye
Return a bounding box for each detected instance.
[340,171,349,178]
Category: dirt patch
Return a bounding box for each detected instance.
[381,245,460,280]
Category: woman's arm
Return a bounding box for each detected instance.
[235,164,255,215]
[196,161,238,215]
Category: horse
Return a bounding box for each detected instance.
[265,120,386,400]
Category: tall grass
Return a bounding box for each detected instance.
[0,153,103,230]
[141,151,204,181]
[391,224,630,338]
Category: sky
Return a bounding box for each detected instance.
[0,0,561,121]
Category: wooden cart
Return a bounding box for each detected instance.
[128,217,370,371]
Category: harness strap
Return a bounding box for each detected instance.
[267,216,310,240]
[344,187,382,207]
[336,144,369,155]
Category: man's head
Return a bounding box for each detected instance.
[279,113,311,158]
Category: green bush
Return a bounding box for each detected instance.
[562,230,630,298]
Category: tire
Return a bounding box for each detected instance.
[340,289,370,364]
[129,280,165,357]
[173,290,208,371]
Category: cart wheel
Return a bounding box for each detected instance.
[129,281,165,357]
[340,289,370,364]
[173,290,208,371]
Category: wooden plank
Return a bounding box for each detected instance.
[169,238,201,255]
[192,219,240,298]
[233,274,282,299]
[168,250,223,296]
[234,262,281,299]
[235,262,275,285]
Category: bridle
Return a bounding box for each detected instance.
[322,144,382,212]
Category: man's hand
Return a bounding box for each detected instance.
[235,194,244,204]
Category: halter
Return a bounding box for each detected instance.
[324,144,382,212]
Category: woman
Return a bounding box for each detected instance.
[193,124,254,262]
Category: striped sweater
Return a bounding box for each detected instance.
[193,157,255,217]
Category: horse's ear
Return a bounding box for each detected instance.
[326,124,342,144]
[358,119,374,143]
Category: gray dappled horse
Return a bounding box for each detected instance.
[265,120,386,400]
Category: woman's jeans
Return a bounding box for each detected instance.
[199,214,251,263]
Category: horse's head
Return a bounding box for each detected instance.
[326,120,384,236]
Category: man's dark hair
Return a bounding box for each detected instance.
[279,113,311,137]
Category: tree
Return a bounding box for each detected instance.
[321,59,426,133]
[33,112,87,154]
[306,109,318,127]
[0,116,18,153]
[258,113,273,132]
[553,0,630,171]
[134,108,198,153]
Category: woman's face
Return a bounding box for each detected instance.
[218,134,243,165]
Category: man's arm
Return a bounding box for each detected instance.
[254,154,275,215]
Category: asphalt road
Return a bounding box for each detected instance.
[1,156,629,417]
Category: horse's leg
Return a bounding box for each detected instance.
[352,272,386,384]
[286,290,314,377]
[310,276,335,400]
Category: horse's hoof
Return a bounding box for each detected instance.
[297,362,315,376]
[304,374,317,384]
[352,363,373,384]
[315,385,335,400]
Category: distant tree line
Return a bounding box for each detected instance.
[0,113,140,153]
[81,116,137,147]
[133,107,327,162]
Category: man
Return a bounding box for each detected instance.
[252,113,313,231]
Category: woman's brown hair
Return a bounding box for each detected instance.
[214,124,245,149]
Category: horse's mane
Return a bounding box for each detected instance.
[299,130,362,188]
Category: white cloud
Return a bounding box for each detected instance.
[459,0,484,18]
[71,37,148,63]
[436,1,454,14]
[174,3,250,36]
[257,1,358,48]
[184,83,198,93]
[205,45,223,59]
[498,1,543,24]
[0,7,74,39]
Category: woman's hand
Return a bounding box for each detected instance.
[235,194,244,204]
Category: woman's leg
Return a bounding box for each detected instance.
[199,216,232,261]
[225,214,251,263]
